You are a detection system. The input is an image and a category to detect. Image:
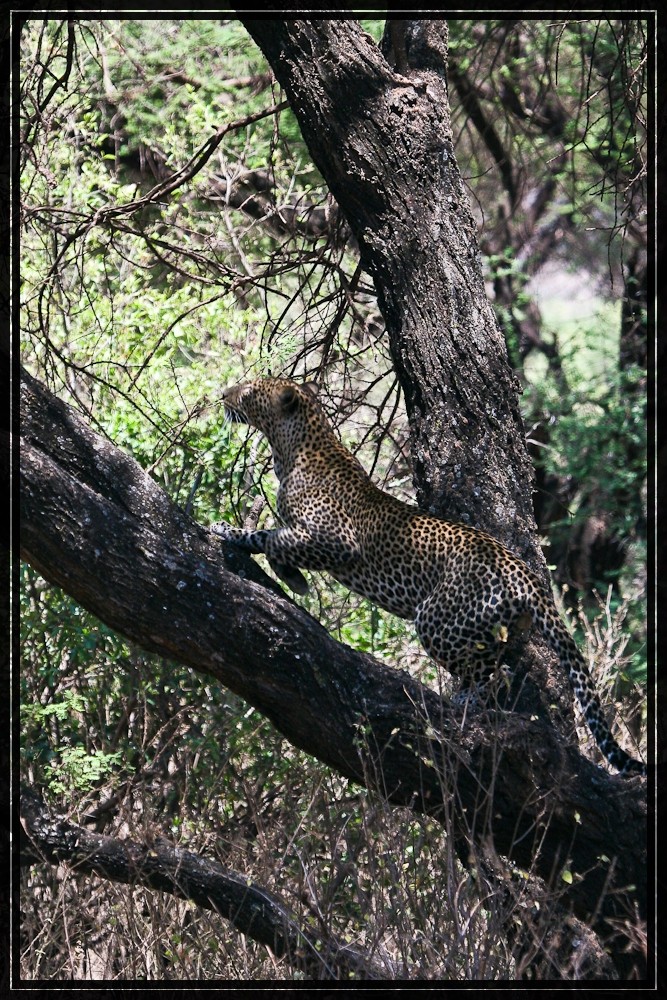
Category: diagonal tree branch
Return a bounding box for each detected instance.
[19,366,646,978]
[93,98,290,223]
[447,55,518,208]
[19,786,389,981]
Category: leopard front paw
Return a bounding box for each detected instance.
[210,520,239,540]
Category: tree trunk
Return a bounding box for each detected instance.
[237,16,583,747]
[20,367,647,979]
[239,19,537,565]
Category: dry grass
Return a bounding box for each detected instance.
[19,583,646,982]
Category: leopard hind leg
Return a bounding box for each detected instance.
[414,582,511,704]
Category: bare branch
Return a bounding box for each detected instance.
[92,98,290,223]
[19,786,390,980]
[448,56,518,208]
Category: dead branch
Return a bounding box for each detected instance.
[19,786,389,981]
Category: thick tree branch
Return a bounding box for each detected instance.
[19,786,388,981]
[19,368,646,978]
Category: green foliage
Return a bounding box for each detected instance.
[98,21,270,155]
[529,334,645,542]
[45,746,124,797]
[522,310,646,681]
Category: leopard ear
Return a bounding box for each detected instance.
[278,385,300,414]
[301,382,320,399]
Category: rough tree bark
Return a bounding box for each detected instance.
[20,368,647,979]
[239,19,535,559]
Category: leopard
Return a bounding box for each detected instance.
[215,376,646,777]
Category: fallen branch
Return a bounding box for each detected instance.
[19,786,389,981]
